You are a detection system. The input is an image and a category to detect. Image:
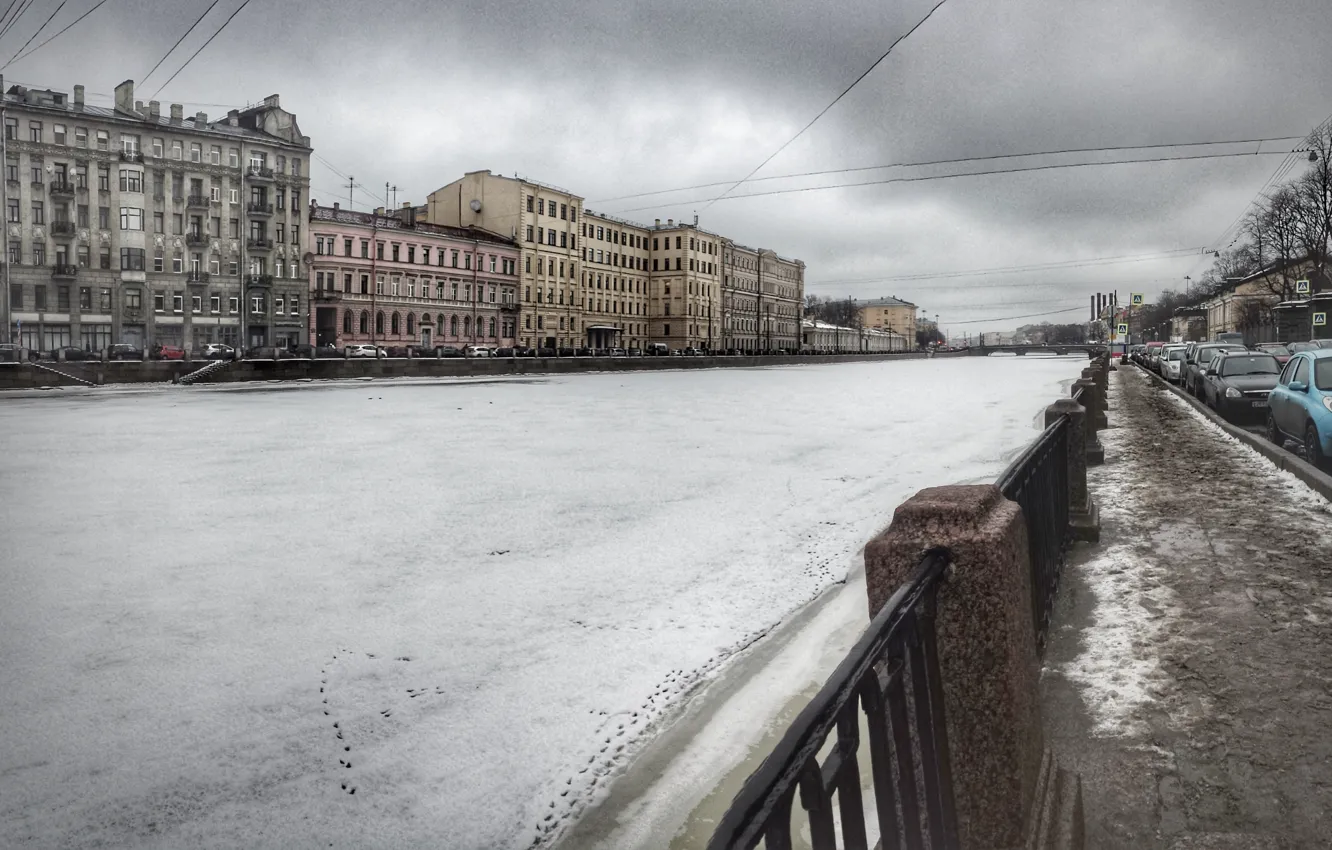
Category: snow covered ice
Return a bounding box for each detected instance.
[0,357,1085,849]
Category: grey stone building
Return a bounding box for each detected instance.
[1,79,312,354]
[722,241,804,353]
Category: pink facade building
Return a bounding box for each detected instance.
[307,203,519,350]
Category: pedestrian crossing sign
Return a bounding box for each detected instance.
[1316,312,1328,327]
[1116,323,1128,336]
[1296,279,1312,295]
[1130,293,1144,306]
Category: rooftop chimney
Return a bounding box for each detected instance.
[667,218,674,227]
[135,100,144,114]
[73,84,84,110]
[333,202,340,211]
[148,100,160,120]
[113,79,134,116]
[654,218,661,226]
[227,109,239,127]
[195,111,207,126]
[169,104,182,124]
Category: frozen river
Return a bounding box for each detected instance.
[0,356,1085,849]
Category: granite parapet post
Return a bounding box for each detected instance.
[1046,398,1099,542]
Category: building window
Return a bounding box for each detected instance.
[119,170,143,192]
[31,201,44,225]
[191,294,202,313]
[119,248,145,270]
[190,143,201,163]
[32,242,45,265]
[119,207,144,230]
[28,121,41,142]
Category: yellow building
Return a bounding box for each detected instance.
[580,210,651,350]
[426,171,582,349]
[858,296,918,343]
[647,218,722,351]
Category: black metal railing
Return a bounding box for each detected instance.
[996,417,1070,648]
[707,549,959,850]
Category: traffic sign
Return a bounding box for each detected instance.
[1296,279,1312,295]
[1116,323,1128,336]
[1130,293,1144,306]
[1315,311,1328,327]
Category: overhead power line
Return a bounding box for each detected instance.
[595,136,1304,204]
[3,0,108,69]
[943,305,1088,325]
[149,0,255,100]
[611,149,1294,213]
[0,0,34,43]
[1,0,58,66]
[141,0,222,87]
[807,248,1207,286]
[702,0,951,212]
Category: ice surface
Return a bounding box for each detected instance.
[0,357,1085,849]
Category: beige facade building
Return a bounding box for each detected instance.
[426,171,582,350]
[647,218,722,350]
[1,79,312,353]
[722,242,803,353]
[580,209,651,349]
[858,296,918,343]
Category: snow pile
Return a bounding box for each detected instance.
[0,356,1087,849]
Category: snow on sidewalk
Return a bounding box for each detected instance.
[1045,365,1332,848]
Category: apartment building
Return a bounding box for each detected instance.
[580,210,651,350]
[722,242,804,353]
[307,203,519,349]
[647,217,722,351]
[425,171,582,350]
[1,79,312,352]
[857,296,918,343]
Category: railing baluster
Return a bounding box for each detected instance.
[799,756,838,850]
[886,647,924,849]
[834,705,870,850]
[916,588,960,848]
[862,672,904,850]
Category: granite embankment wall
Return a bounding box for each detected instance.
[0,351,962,390]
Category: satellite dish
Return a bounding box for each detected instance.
[469,199,482,213]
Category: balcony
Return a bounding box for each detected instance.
[51,221,76,237]
[186,231,210,247]
[120,150,145,163]
[50,181,75,199]
[186,195,211,209]
[52,264,78,279]
[246,201,273,217]
[245,166,274,182]
[187,271,210,285]
[246,236,273,251]
[314,290,342,303]
[246,274,273,288]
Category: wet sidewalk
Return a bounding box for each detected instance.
[1042,365,1332,850]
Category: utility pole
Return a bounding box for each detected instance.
[344,176,356,209]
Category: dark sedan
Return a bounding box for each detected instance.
[48,345,99,361]
[108,344,143,361]
[1202,351,1282,422]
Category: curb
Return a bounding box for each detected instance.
[1133,363,1332,502]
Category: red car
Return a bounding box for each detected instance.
[1254,343,1291,365]
[150,344,185,360]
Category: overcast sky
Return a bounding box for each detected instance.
[9,0,1331,332]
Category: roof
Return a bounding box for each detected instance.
[309,205,517,247]
[2,86,310,150]
[858,296,917,309]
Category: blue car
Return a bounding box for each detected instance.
[1266,349,1332,471]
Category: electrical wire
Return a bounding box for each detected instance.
[2,0,103,69]
[610,149,1294,213]
[140,0,221,87]
[149,0,255,100]
[942,305,1088,325]
[807,248,1207,286]
[2,0,65,68]
[594,136,1304,204]
[0,0,34,43]
[0,0,22,44]
[701,0,951,212]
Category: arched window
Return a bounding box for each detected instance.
[375,311,385,335]
[391,312,400,335]
[463,316,471,336]
[488,317,496,337]
[406,313,416,335]
[359,311,369,334]
[437,313,444,332]
[450,315,458,336]
[343,311,352,333]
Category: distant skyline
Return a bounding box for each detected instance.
[10,0,1331,331]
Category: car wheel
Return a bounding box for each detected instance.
[1307,423,1329,472]
[1266,414,1283,446]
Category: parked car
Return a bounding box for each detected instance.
[1288,341,1322,354]
[1266,349,1332,471]
[494,347,516,357]
[1183,343,1245,397]
[107,344,143,361]
[627,348,642,357]
[1314,339,1332,350]
[536,347,557,357]
[150,343,185,361]
[1214,332,1246,346]
[1161,347,1187,383]
[45,345,98,361]
[608,347,627,357]
[646,343,669,356]
[1254,343,1291,365]
[1155,343,1187,374]
[1202,351,1282,421]
[201,343,236,360]
[287,344,317,359]
[0,342,24,362]
[346,343,379,358]
[464,344,491,358]
[435,346,463,358]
